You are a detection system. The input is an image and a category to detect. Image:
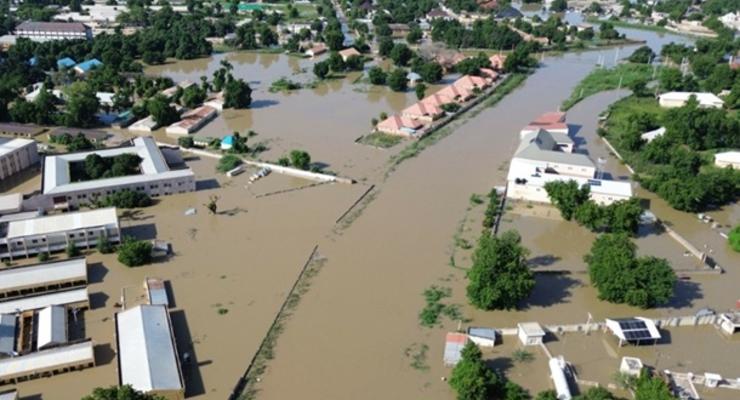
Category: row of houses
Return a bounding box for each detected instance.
[377,55,506,138]
[506,112,633,206]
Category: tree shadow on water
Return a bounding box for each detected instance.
[487,357,514,376]
[665,279,703,309]
[528,254,561,268]
[520,273,581,308]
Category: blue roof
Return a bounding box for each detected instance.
[57,57,76,69]
[221,135,235,145]
[406,72,422,81]
[28,57,37,66]
[75,58,103,72]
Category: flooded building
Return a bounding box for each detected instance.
[443,332,469,367]
[41,137,196,209]
[605,317,661,347]
[0,314,16,358]
[0,258,87,300]
[165,105,217,135]
[401,102,444,123]
[0,137,39,182]
[548,357,572,400]
[115,305,185,400]
[719,313,740,335]
[0,340,95,385]
[714,151,739,169]
[145,278,169,307]
[376,115,424,137]
[658,92,724,109]
[48,128,109,144]
[0,194,22,216]
[467,327,496,348]
[517,322,546,346]
[0,208,120,259]
[0,123,44,138]
[0,289,89,314]
[37,305,68,350]
[14,21,92,42]
[129,116,158,133]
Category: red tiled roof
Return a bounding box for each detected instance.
[403,102,443,117]
[532,112,566,124]
[378,115,423,130]
[421,93,455,107]
[446,332,468,344]
[454,75,489,91]
[438,85,472,100]
[338,48,361,58]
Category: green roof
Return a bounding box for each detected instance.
[238,3,264,11]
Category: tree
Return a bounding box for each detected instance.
[419,62,443,83]
[535,391,558,400]
[633,369,676,400]
[66,241,80,257]
[729,225,740,252]
[327,52,346,72]
[586,2,603,14]
[216,154,242,172]
[407,26,423,44]
[64,81,100,128]
[415,83,427,100]
[585,234,676,308]
[147,95,179,126]
[389,43,413,66]
[576,387,617,400]
[96,237,114,254]
[289,149,311,170]
[345,55,365,71]
[449,342,503,400]
[178,136,194,148]
[97,190,153,208]
[387,68,408,92]
[467,230,534,310]
[68,133,95,152]
[598,22,621,40]
[117,237,153,267]
[180,85,206,108]
[205,195,219,214]
[550,0,568,12]
[223,78,252,108]
[83,385,166,400]
[659,67,684,91]
[313,61,330,80]
[544,180,591,220]
[368,66,387,85]
[378,37,394,57]
[324,30,345,51]
[628,46,655,64]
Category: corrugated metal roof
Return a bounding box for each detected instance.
[0,258,87,294]
[467,327,496,340]
[443,333,468,366]
[0,288,88,314]
[37,305,68,350]
[0,341,94,379]
[117,305,183,393]
[146,278,169,307]
[0,314,16,356]
[6,208,118,239]
[16,21,89,33]
[0,390,17,400]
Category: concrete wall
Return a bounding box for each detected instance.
[0,140,39,181]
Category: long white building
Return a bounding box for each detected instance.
[0,137,39,182]
[0,257,87,300]
[0,208,120,259]
[116,305,185,400]
[41,137,195,209]
[14,21,92,42]
[507,118,632,205]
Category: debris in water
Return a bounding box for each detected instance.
[185,208,197,216]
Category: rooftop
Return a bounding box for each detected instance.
[714,151,740,163]
[518,322,546,336]
[6,208,118,239]
[0,123,45,136]
[605,317,661,342]
[37,305,68,349]
[16,21,89,33]
[74,58,102,72]
[0,341,94,380]
[0,193,23,215]
[659,91,724,105]
[0,137,35,158]
[0,258,87,294]
[0,314,16,356]
[0,288,88,314]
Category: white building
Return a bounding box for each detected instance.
[467,327,496,348]
[0,194,22,216]
[620,356,644,377]
[0,340,95,386]
[53,5,127,25]
[0,208,120,259]
[548,357,572,400]
[718,313,740,335]
[718,12,740,31]
[640,126,665,143]
[0,314,16,357]
[128,116,158,133]
[605,317,661,346]
[0,137,39,182]
[0,288,89,315]
[517,322,545,346]
[116,305,185,400]
[714,151,739,169]
[41,137,195,209]
[37,305,68,350]
[506,129,632,205]
[14,21,92,42]
[0,257,87,300]
[658,92,725,109]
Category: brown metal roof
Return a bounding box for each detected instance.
[16,21,89,33]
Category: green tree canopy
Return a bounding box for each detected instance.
[449,342,503,400]
[224,78,252,108]
[729,225,740,252]
[117,237,153,267]
[466,230,534,310]
[83,385,166,400]
[387,68,408,92]
[544,180,591,220]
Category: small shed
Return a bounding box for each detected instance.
[467,327,496,348]
[443,332,468,367]
[704,373,722,388]
[221,135,235,150]
[605,317,661,346]
[37,305,68,350]
[406,72,422,87]
[619,356,643,377]
[57,57,76,69]
[145,278,169,307]
[517,322,545,346]
[719,313,740,335]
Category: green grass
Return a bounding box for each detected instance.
[562,63,655,110]
[512,349,535,363]
[358,132,405,148]
[269,77,303,93]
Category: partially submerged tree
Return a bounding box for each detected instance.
[205,195,220,215]
[83,385,166,400]
[117,237,153,267]
[449,342,503,400]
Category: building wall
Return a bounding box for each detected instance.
[507,180,629,206]
[0,141,39,180]
[45,175,196,209]
[16,28,91,41]
[2,224,120,259]
[714,159,739,169]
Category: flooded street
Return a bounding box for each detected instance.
[4,23,737,399]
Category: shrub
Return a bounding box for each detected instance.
[729,225,740,252]
[449,343,503,400]
[289,150,311,170]
[37,252,50,262]
[117,237,153,267]
[66,241,80,258]
[98,190,152,209]
[96,237,115,254]
[178,136,194,148]
[216,154,243,173]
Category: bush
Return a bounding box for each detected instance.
[117,237,153,267]
[441,103,461,113]
[96,238,115,254]
[729,225,740,252]
[289,150,312,170]
[628,46,655,64]
[387,69,408,92]
[178,136,194,148]
[216,154,243,173]
[449,342,503,400]
[37,252,50,262]
[368,66,387,85]
[66,241,80,258]
[97,190,152,209]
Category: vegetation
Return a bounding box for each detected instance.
[37,252,50,262]
[216,154,243,173]
[269,77,303,93]
[96,190,153,209]
[83,385,165,400]
[178,136,194,148]
[223,78,253,108]
[511,349,534,363]
[359,132,404,148]
[96,238,115,254]
[449,342,503,400]
[74,153,142,182]
[562,63,654,110]
[633,369,677,400]
[729,226,740,252]
[66,241,80,258]
[387,69,408,92]
[482,189,501,229]
[117,237,153,267]
[467,230,534,310]
[419,286,463,327]
[49,132,95,151]
[585,233,676,308]
[289,150,312,170]
[368,67,387,85]
[628,46,656,64]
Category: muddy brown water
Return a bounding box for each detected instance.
[4,29,738,399]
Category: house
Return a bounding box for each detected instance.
[0,288,89,314]
[406,72,422,87]
[713,151,739,169]
[520,112,569,136]
[24,83,64,102]
[14,21,92,42]
[437,85,473,103]
[0,208,120,259]
[435,51,468,71]
[467,327,496,348]
[305,43,327,57]
[56,57,76,70]
[41,137,196,209]
[421,93,455,108]
[489,54,507,70]
[338,47,361,62]
[116,305,185,400]
[129,116,158,133]
[401,102,444,123]
[0,123,45,138]
[376,115,424,137]
[718,313,740,335]
[641,126,665,143]
[165,105,217,135]
[605,317,661,346]
[453,75,490,92]
[426,8,452,20]
[517,322,546,346]
[388,23,410,38]
[73,58,103,75]
[0,341,95,386]
[658,92,724,109]
[0,137,39,182]
[443,332,469,366]
[479,68,499,81]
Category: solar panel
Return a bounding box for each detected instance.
[617,319,654,342]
